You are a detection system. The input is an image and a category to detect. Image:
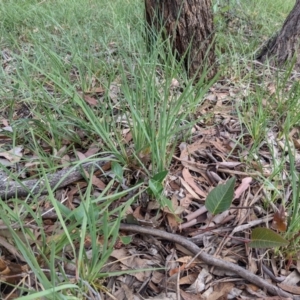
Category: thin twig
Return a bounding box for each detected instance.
[119,223,294,299]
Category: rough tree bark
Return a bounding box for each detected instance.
[145,0,217,81]
[257,0,300,70]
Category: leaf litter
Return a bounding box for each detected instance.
[109,76,300,298]
[1,72,300,299]
[2,21,300,300]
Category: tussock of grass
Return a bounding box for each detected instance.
[0,0,299,298]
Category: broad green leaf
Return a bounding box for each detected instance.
[152,170,168,183]
[205,177,236,215]
[112,161,123,182]
[249,227,288,248]
[148,172,168,198]
[120,235,132,245]
[126,214,140,225]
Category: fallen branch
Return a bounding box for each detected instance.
[0,158,112,200]
[119,223,294,299]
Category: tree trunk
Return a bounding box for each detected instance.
[145,0,217,82]
[257,0,300,70]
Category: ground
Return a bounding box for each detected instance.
[0,0,300,299]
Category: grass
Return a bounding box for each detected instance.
[220,1,300,254]
[0,0,299,298]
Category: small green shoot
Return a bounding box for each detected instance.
[112,161,124,183]
[148,170,173,210]
[148,170,168,198]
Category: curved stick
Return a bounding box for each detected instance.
[119,223,293,299]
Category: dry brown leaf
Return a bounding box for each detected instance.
[177,256,193,264]
[0,146,23,163]
[90,175,106,190]
[146,293,177,300]
[56,146,67,157]
[82,170,106,190]
[0,236,25,262]
[248,254,258,274]
[109,82,121,103]
[133,206,144,221]
[124,130,133,143]
[1,118,9,126]
[245,284,267,297]
[148,282,160,293]
[281,270,300,285]
[292,138,300,150]
[180,289,203,300]
[277,283,300,295]
[120,255,152,272]
[120,282,135,300]
[267,82,277,95]
[215,92,229,100]
[182,168,206,198]
[78,91,98,106]
[186,140,211,155]
[83,94,98,106]
[0,258,27,284]
[272,204,287,232]
[170,78,180,88]
[100,161,112,172]
[179,273,198,285]
[234,177,252,199]
[179,141,200,164]
[75,150,86,160]
[151,271,164,284]
[84,143,101,157]
[169,264,186,276]
[206,282,234,300]
[110,249,152,282]
[205,92,217,101]
[147,201,160,211]
[67,184,86,209]
[171,258,196,276]
[166,213,179,231]
[60,154,71,166]
[180,194,193,208]
[210,139,230,154]
[213,105,233,117]
[186,268,210,293]
[180,178,201,200]
[169,177,181,191]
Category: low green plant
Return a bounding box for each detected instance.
[0,159,145,299]
[0,0,299,297]
[205,177,288,248]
